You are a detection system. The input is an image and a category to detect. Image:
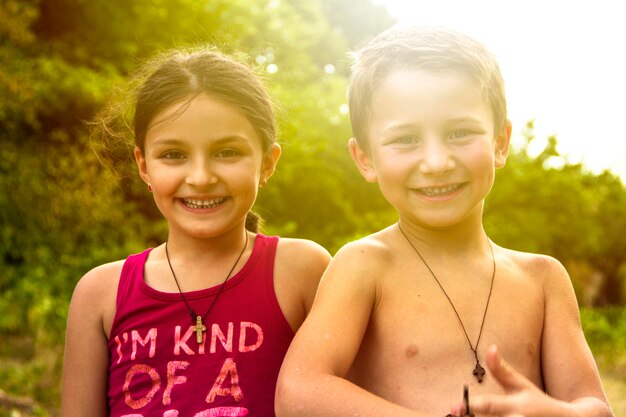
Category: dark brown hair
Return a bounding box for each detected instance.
[95,47,277,232]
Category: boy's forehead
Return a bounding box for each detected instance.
[372,69,486,109]
[365,69,494,135]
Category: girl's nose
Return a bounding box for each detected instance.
[186,158,217,188]
[418,139,455,175]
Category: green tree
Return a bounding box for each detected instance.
[0,0,395,412]
[485,121,626,305]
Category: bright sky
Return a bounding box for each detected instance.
[375,0,626,180]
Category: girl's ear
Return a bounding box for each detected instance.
[134,146,151,185]
[494,120,512,168]
[348,138,378,183]
[260,143,281,185]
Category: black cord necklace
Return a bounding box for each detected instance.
[165,231,249,344]
[397,223,495,383]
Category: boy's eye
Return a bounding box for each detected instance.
[395,135,420,145]
[216,148,241,158]
[449,130,471,139]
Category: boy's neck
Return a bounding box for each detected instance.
[396,216,490,258]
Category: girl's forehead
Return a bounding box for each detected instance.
[145,94,262,147]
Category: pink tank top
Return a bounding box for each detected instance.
[107,234,294,417]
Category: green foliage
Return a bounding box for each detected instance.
[0,0,396,413]
[485,120,626,305]
[1,0,625,414]
[581,306,626,377]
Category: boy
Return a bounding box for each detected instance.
[275,27,613,417]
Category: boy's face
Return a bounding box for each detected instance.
[350,69,510,229]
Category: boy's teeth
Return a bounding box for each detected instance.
[420,184,461,196]
[183,197,225,209]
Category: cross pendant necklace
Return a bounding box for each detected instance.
[165,232,248,344]
[193,315,207,344]
[398,223,496,383]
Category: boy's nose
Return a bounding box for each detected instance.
[418,140,455,175]
[186,158,217,188]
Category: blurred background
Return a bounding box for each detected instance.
[0,0,624,415]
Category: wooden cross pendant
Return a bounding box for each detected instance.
[473,361,486,383]
[194,315,206,344]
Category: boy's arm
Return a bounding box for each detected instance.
[275,241,428,417]
[461,257,613,417]
[61,264,117,417]
[456,345,613,417]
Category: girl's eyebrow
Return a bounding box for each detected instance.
[151,138,185,146]
[150,136,252,147]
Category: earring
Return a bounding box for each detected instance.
[148,183,153,192]
[259,178,267,188]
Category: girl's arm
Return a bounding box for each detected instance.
[61,263,120,417]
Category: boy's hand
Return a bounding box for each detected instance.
[450,345,574,417]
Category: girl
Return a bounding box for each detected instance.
[61,47,331,417]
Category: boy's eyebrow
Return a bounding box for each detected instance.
[382,116,485,132]
[382,123,419,134]
[446,116,485,125]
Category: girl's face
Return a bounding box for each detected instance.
[135,94,280,240]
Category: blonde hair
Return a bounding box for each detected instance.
[348,26,507,150]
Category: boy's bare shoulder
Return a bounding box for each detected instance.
[496,245,570,291]
[498,246,566,274]
[332,226,398,273]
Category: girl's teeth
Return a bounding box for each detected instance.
[183,197,225,209]
[420,184,460,196]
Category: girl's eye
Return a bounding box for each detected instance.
[162,150,186,160]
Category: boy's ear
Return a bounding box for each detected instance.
[261,143,281,184]
[134,146,151,185]
[348,138,378,183]
[494,120,512,168]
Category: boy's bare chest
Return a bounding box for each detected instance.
[348,268,545,414]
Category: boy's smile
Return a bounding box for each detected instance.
[352,69,510,229]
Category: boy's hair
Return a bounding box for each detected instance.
[348,26,507,151]
[133,47,277,154]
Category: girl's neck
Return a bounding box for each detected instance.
[165,224,250,266]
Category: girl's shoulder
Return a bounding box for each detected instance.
[274,236,332,275]
[70,259,127,337]
[271,237,331,331]
[74,260,125,297]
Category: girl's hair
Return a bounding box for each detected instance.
[96,47,276,233]
[348,26,507,151]
[134,48,277,155]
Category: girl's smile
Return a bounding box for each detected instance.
[135,93,279,240]
[179,196,227,210]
